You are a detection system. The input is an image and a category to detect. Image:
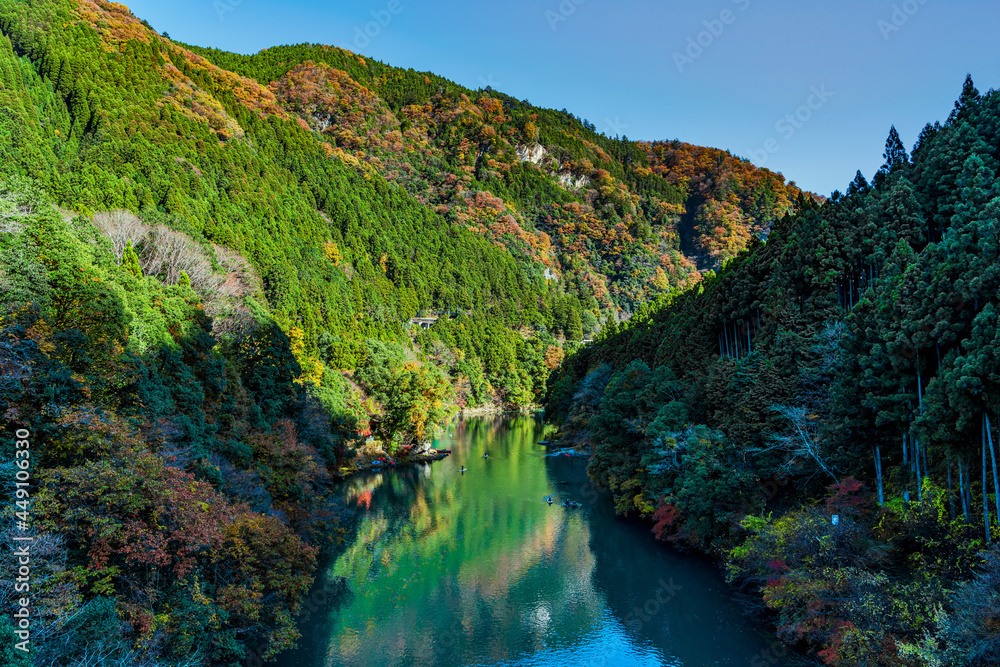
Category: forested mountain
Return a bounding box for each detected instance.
[189,43,811,301]
[1,178,330,665]
[0,0,810,664]
[0,0,808,414]
[547,76,1000,665]
[9,0,985,665]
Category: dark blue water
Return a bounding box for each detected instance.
[273,416,774,666]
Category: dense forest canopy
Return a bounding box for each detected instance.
[0,0,816,418]
[547,75,1000,666]
[6,0,997,666]
[0,0,810,663]
[0,0,813,413]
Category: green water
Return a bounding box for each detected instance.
[273,415,776,666]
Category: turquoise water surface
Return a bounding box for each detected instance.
[272,415,774,667]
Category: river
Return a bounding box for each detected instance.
[271,415,776,667]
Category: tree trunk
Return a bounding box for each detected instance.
[987,413,1000,526]
[915,437,923,503]
[967,462,972,521]
[966,460,973,521]
[903,433,910,501]
[874,444,884,506]
[984,437,991,543]
[960,461,969,521]
[948,462,956,520]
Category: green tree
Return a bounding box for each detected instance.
[122,239,142,278]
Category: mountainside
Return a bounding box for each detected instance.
[1,178,326,665]
[0,1,853,665]
[547,77,1000,665]
[191,43,812,305]
[0,0,813,411]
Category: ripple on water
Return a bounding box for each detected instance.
[271,416,774,667]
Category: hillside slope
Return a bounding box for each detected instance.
[0,0,814,411]
[191,43,813,309]
[0,3,815,663]
[547,77,1000,666]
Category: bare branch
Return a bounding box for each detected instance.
[92,210,148,261]
[753,404,840,483]
[139,224,219,291]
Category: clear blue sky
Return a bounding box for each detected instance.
[125,0,1000,196]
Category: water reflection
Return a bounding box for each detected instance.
[273,416,771,667]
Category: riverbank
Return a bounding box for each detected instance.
[333,448,452,480]
[459,402,541,418]
[332,404,542,482]
[543,421,987,666]
[275,414,777,667]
